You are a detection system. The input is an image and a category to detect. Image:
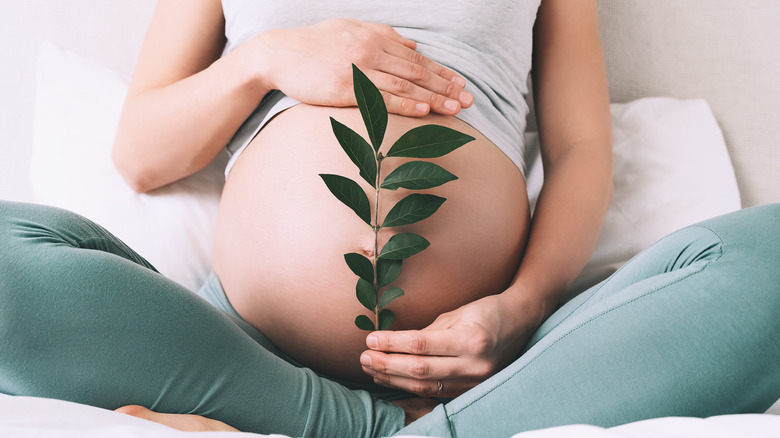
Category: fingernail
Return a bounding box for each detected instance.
[452,76,466,87]
[444,99,459,112]
[416,102,429,113]
[366,334,378,349]
[459,91,473,106]
[360,353,372,368]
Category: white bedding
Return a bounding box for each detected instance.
[1,394,778,438]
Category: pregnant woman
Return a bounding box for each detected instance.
[1,0,778,436]
[112,0,615,391]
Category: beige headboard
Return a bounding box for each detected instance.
[597,0,780,207]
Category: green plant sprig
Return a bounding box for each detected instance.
[319,65,474,331]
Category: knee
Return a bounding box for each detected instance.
[720,204,780,296]
[748,202,780,225]
[0,201,74,236]
[705,204,780,248]
[744,203,780,251]
[0,202,33,265]
[0,202,83,303]
[760,203,780,225]
[0,202,99,252]
[746,202,780,220]
[0,201,22,238]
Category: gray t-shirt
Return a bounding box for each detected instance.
[221,0,541,174]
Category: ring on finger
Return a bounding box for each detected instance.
[437,379,444,395]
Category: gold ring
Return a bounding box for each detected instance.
[437,379,444,395]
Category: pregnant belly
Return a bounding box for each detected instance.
[212,104,530,381]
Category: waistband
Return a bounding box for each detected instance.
[224,91,301,177]
[196,270,244,319]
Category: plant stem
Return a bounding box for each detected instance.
[373,153,383,330]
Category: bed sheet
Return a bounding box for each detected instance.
[1,394,779,438]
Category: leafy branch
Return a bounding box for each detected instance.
[320,65,474,331]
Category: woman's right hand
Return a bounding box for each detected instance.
[242,18,473,117]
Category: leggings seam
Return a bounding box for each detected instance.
[444,403,457,438]
[448,225,725,420]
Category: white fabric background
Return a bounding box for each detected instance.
[597,0,780,207]
[0,0,156,202]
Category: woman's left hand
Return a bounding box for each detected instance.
[359,291,546,398]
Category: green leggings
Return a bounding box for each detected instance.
[1,201,778,437]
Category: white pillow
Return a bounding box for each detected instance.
[524,97,742,300]
[31,43,741,298]
[31,42,226,291]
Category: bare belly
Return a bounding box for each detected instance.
[212,104,530,381]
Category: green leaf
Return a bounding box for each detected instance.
[379,233,430,260]
[344,253,374,283]
[378,309,395,330]
[379,287,404,308]
[330,117,377,187]
[355,314,375,331]
[382,194,446,228]
[319,174,372,225]
[380,161,458,191]
[352,64,388,152]
[377,258,402,287]
[386,125,475,158]
[356,278,377,311]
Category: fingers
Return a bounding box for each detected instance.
[369,69,471,117]
[361,322,501,397]
[360,350,492,397]
[381,92,432,117]
[366,328,464,356]
[373,45,473,116]
[381,41,468,94]
[361,346,494,380]
[361,352,483,397]
[372,371,479,398]
[345,19,473,117]
[346,18,417,50]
